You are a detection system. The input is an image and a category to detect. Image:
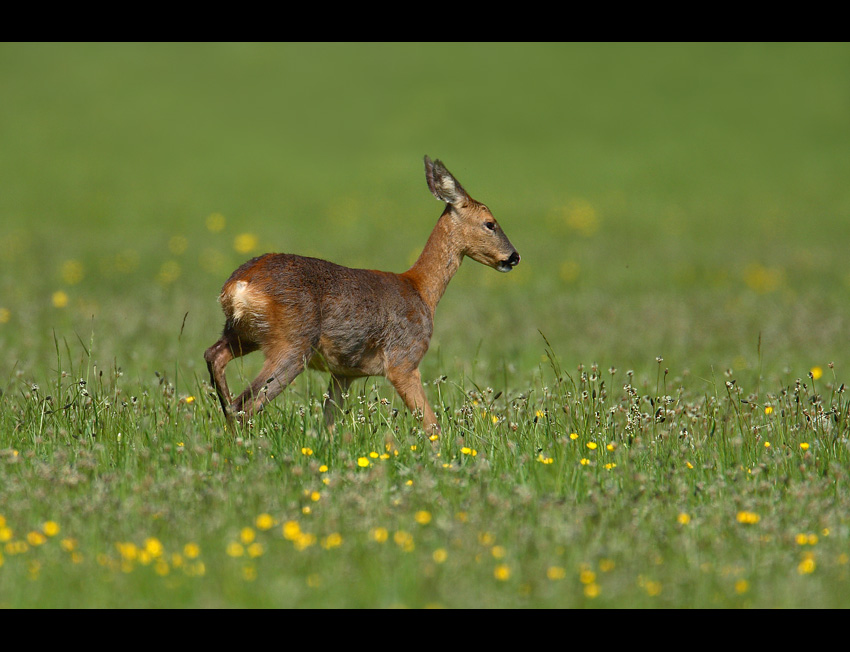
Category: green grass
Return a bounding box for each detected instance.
[1,42,849,607]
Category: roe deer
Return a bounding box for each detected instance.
[204,156,520,433]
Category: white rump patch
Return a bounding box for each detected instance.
[230,281,252,322]
[221,280,267,333]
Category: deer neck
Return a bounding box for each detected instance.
[402,213,464,315]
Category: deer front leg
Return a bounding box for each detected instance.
[323,374,352,430]
[387,367,440,434]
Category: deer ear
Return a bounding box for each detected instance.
[424,156,469,206]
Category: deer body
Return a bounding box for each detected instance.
[205,156,519,432]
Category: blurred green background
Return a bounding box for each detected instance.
[1,42,848,387]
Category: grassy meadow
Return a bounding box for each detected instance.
[1,42,849,607]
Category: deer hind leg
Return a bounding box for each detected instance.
[387,367,439,434]
[204,334,259,426]
[323,374,353,431]
[230,339,312,421]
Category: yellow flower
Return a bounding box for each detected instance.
[282,521,302,540]
[42,521,60,537]
[293,533,317,551]
[583,583,600,598]
[370,527,389,543]
[743,262,783,293]
[319,464,328,473]
[644,580,662,596]
[432,548,448,563]
[736,511,760,525]
[393,530,415,552]
[52,290,69,308]
[27,531,46,546]
[537,454,554,464]
[579,569,596,585]
[677,513,691,525]
[145,537,164,557]
[580,458,590,465]
[764,406,773,415]
[797,555,816,574]
[116,542,138,561]
[240,527,256,545]
[478,532,494,546]
[183,542,201,558]
[800,442,810,451]
[735,579,750,594]
[414,510,432,525]
[460,447,477,456]
[256,514,274,530]
[322,533,343,549]
[493,564,511,581]
[357,457,370,468]
[586,442,597,450]
[810,366,823,380]
[226,542,244,557]
[569,433,578,440]
[234,233,258,254]
[764,441,771,448]
[301,447,313,456]
[546,566,566,580]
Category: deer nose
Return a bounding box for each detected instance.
[507,251,520,267]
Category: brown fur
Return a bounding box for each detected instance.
[204,156,520,433]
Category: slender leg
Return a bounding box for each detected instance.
[204,335,258,426]
[323,374,352,430]
[387,367,439,434]
[231,345,310,420]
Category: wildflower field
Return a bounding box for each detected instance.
[1,43,849,608]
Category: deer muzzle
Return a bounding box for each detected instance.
[497,251,521,273]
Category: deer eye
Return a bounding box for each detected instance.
[484,221,496,231]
